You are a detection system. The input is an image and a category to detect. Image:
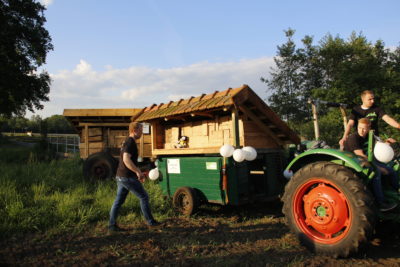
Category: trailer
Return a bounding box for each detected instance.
[63,108,152,179]
[134,85,300,214]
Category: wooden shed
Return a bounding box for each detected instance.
[63,108,152,160]
[134,84,300,155]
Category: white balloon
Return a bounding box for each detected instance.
[283,169,293,180]
[220,144,235,157]
[242,146,257,161]
[374,141,394,163]
[233,149,246,162]
[148,168,160,180]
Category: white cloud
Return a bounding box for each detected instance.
[26,57,275,118]
[39,0,54,7]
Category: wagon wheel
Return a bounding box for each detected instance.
[172,187,199,216]
[83,152,118,180]
[282,161,376,258]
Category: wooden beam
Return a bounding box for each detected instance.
[164,116,187,121]
[310,102,320,140]
[231,108,240,147]
[79,122,130,127]
[139,133,144,159]
[151,122,157,152]
[63,108,141,117]
[190,112,213,118]
[239,105,283,146]
[84,124,89,158]
[152,147,221,156]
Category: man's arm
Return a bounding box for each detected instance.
[353,149,367,159]
[382,114,400,129]
[339,119,355,146]
[123,152,144,181]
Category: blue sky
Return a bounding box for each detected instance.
[32,0,400,118]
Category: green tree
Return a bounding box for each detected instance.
[262,28,311,121]
[45,115,74,133]
[265,30,400,145]
[0,0,53,117]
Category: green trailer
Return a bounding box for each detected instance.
[155,150,286,214]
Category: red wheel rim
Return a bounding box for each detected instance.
[293,178,352,244]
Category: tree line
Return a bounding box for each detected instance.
[263,29,400,146]
[0,115,75,134]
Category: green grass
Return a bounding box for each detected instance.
[0,144,173,238]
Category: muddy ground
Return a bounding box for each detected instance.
[1,202,399,267]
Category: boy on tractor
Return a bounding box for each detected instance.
[344,117,398,211]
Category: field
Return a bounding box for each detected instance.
[1,137,400,266]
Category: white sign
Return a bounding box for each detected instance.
[167,159,181,174]
[142,123,150,134]
[206,162,217,170]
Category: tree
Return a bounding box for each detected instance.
[45,115,75,134]
[262,29,317,122]
[0,0,53,117]
[265,30,400,145]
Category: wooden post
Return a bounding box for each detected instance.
[84,124,89,158]
[311,102,320,141]
[231,108,240,148]
[151,122,157,152]
[339,107,348,131]
[139,133,144,159]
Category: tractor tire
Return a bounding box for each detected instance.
[83,152,118,181]
[172,187,199,216]
[282,161,376,258]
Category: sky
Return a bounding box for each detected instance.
[29,0,400,118]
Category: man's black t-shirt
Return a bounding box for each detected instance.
[116,137,138,178]
[349,105,385,135]
[344,133,368,153]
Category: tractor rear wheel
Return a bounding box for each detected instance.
[282,161,376,258]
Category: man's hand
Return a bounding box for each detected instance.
[138,172,146,183]
[385,138,397,144]
[339,136,347,148]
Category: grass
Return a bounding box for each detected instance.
[0,139,173,238]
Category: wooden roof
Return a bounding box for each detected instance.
[63,108,141,117]
[136,85,300,145]
[63,109,143,131]
[135,87,242,121]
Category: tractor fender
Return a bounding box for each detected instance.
[286,148,371,176]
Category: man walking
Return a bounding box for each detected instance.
[108,122,162,231]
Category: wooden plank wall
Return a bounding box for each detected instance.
[79,127,152,158]
[158,115,279,150]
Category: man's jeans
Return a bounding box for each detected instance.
[109,176,156,226]
[372,161,400,204]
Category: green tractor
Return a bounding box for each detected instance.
[282,130,400,257]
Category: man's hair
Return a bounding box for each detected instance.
[129,121,142,133]
[358,117,371,126]
[361,90,374,97]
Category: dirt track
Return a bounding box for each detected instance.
[1,202,399,266]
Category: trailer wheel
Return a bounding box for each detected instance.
[83,152,118,180]
[282,161,375,258]
[173,187,199,216]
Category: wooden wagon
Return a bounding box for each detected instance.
[133,85,300,213]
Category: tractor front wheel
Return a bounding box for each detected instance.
[282,161,376,257]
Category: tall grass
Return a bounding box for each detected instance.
[0,143,173,238]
